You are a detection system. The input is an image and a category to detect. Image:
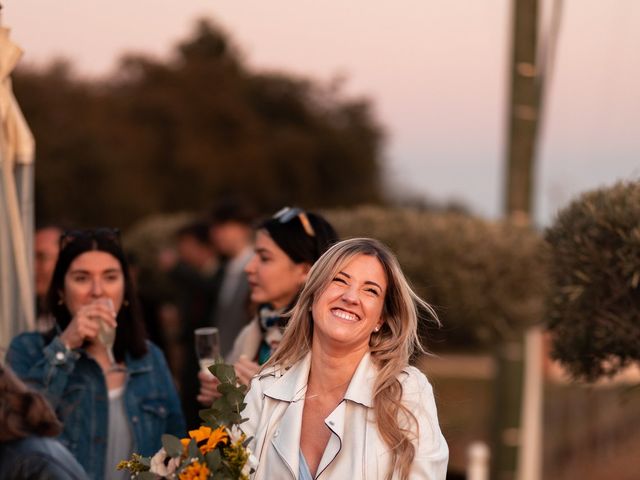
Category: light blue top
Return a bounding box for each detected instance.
[299,450,314,480]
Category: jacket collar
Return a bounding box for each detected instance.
[263,353,312,403]
[263,351,377,408]
[343,352,377,408]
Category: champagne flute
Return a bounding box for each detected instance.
[195,327,221,374]
[94,298,118,368]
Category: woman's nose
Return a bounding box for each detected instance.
[90,278,104,296]
[341,285,359,304]
[244,254,257,274]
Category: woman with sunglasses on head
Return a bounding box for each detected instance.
[197,207,338,405]
[7,229,186,480]
[242,238,448,479]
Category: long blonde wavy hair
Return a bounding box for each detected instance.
[265,237,439,480]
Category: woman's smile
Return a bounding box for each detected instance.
[331,307,360,322]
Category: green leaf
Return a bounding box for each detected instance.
[210,363,237,384]
[162,434,183,458]
[188,438,200,459]
[205,449,222,471]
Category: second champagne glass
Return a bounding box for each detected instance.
[194,327,221,373]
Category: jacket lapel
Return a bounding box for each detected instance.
[317,353,376,477]
[264,354,312,479]
[316,401,346,477]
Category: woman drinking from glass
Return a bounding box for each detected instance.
[7,228,185,480]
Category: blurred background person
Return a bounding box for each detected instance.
[208,200,256,357]
[158,220,224,427]
[34,224,64,332]
[198,207,338,405]
[0,362,87,480]
[7,228,185,480]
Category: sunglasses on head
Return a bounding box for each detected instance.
[272,207,316,237]
[60,228,122,250]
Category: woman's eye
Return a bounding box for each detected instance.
[71,275,89,283]
[366,288,380,296]
[333,277,347,284]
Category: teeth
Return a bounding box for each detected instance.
[333,309,358,321]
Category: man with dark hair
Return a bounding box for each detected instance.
[159,220,223,427]
[208,200,254,357]
[34,224,63,332]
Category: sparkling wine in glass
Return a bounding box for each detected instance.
[195,327,221,373]
[94,298,116,366]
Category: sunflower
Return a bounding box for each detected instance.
[178,461,210,480]
[181,426,229,455]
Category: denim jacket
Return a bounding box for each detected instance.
[7,332,186,480]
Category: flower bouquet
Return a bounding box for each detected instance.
[118,363,257,479]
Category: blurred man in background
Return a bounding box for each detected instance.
[34,225,63,332]
[159,220,223,426]
[208,201,254,357]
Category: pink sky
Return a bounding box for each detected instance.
[4,0,639,224]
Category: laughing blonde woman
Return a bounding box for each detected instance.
[243,238,448,480]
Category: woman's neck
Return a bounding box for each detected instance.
[308,339,368,391]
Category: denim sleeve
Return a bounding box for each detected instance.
[151,343,187,436]
[6,333,81,409]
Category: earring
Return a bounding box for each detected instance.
[374,326,380,332]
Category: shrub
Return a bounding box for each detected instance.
[545,181,640,381]
[325,206,548,349]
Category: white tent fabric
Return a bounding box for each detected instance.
[0,26,35,352]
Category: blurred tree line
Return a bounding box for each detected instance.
[14,19,385,227]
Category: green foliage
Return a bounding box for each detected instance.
[119,359,253,479]
[200,362,248,428]
[325,206,549,347]
[15,19,384,228]
[162,434,184,458]
[545,181,640,381]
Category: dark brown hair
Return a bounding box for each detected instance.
[45,228,148,360]
[0,365,62,442]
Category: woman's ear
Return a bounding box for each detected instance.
[298,262,312,282]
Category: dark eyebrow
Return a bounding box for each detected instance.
[364,280,383,291]
[337,271,383,291]
[68,269,90,275]
[68,268,122,275]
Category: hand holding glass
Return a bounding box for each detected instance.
[195,327,221,374]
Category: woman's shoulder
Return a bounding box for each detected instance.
[0,437,86,480]
[10,331,44,343]
[8,331,46,352]
[128,340,169,370]
[398,364,434,399]
[250,356,304,393]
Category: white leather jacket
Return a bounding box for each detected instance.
[243,352,448,479]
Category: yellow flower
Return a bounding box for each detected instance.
[188,426,213,443]
[178,461,210,480]
[181,426,229,455]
